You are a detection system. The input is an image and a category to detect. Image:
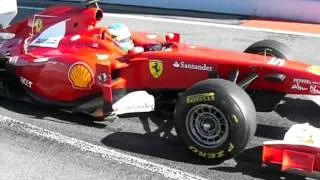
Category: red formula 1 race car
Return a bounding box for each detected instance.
[1,0,320,163]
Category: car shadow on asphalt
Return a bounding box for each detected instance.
[101,97,320,179]
[102,112,211,165]
[0,98,107,129]
[101,112,280,164]
[101,113,310,179]
[211,146,308,180]
[254,96,320,140]
[1,95,318,179]
[275,96,320,127]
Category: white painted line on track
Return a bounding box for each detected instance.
[18,5,320,38]
[0,115,207,180]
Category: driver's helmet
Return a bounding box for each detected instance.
[108,23,134,52]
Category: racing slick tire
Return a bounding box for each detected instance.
[174,78,257,163]
[244,39,292,112]
[244,39,293,60]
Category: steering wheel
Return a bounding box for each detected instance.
[147,43,170,51]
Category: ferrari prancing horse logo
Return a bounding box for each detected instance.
[34,18,43,33]
[149,60,163,78]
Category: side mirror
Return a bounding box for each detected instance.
[165,32,180,43]
[128,46,144,57]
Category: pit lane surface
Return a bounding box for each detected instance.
[3,1,320,179]
[0,126,165,180]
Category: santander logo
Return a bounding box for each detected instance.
[172,61,213,71]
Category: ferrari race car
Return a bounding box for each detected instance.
[1,0,320,163]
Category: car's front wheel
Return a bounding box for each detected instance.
[174,79,257,163]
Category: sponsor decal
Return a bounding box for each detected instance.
[68,62,94,90]
[293,78,316,85]
[291,78,309,91]
[186,92,215,104]
[114,103,155,113]
[97,73,108,83]
[34,38,46,44]
[30,20,67,48]
[34,37,60,45]
[8,56,29,66]
[310,85,320,94]
[149,60,163,79]
[20,76,33,88]
[31,37,62,48]
[292,78,320,94]
[112,91,155,115]
[34,18,43,33]
[307,66,320,76]
[291,83,308,91]
[173,61,213,71]
[267,57,286,66]
[8,56,19,65]
[293,78,320,85]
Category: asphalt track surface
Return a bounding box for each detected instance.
[2,1,320,180]
[0,126,164,180]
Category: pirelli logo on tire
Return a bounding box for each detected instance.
[186,92,215,104]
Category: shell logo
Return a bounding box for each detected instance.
[68,62,94,90]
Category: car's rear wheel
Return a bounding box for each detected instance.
[174,79,257,163]
[244,39,293,60]
[244,40,291,112]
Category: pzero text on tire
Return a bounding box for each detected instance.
[174,79,257,163]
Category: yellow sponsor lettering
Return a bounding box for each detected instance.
[216,150,225,158]
[231,115,239,123]
[198,151,207,158]
[206,153,216,159]
[188,146,225,159]
[228,143,234,152]
[186,92,215,104]
[188,146,198,153]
